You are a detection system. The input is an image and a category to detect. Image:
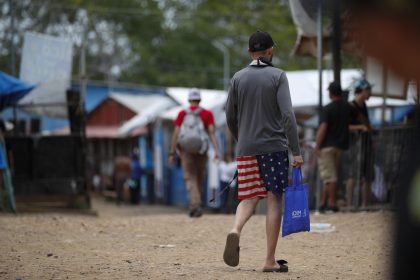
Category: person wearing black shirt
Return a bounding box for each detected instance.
[346,79,374,209]
[315,81,358,213]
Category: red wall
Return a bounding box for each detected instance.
[87,99,136,126]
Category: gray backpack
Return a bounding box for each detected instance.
[177,108,209,154]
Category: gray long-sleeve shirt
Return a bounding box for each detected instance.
[225,61,301,156]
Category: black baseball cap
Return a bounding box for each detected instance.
[249,31,275,52]
[327,81,342,95]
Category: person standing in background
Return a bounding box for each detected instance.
[129,149,142,205]
[346,79,374,209]
[315,81,358,213]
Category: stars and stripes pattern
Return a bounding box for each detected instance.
[237,151,290,200]
[256,151,289,194]
[236,156,267,200]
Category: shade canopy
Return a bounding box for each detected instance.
[0,71,35,111]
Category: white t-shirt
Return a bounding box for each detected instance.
[219,161,237,183]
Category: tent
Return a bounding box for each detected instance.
[117,93,176,136]
[0,71,34,111]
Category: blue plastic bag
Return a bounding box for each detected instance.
[282,167,310,237]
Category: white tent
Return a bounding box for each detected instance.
[286,69,415,110]
[116,93,176,136]
[120,71,415,134]
[287,69,359,108]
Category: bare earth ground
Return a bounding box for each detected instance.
[0,196,394,280]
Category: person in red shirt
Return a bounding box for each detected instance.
[169,88,220,217]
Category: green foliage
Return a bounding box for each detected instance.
[0,0,360,89]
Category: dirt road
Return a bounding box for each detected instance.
[0,197,393,280]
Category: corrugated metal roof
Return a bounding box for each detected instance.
[109,92,170,114]
[118,95,176,136]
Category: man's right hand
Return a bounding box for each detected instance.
[292,155,304,167]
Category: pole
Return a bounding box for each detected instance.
[317,0,323,120]
[381,67,388,127]
[332,0,341,84]
[223,47,230,92]
[9,0,18,135]
[212,41,230,91]
[80,44,86,120]
[79,21,90,208]
[9,0,16,77]
[316,0,323,210]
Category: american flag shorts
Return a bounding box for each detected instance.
[237,151,289,200]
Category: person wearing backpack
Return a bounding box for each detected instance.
[168,88,220,218]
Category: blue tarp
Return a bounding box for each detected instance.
[0,71,34,111]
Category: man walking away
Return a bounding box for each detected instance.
[169,88,220,218]
[224,31,303,272]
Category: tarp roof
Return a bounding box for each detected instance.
[117,93,176,136]
[0,71,34,111]
[109,92,171,114]
[53,92,172,138]
[79,82,166,114]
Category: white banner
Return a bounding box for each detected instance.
[19,32,73,117]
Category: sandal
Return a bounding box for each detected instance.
[223,232,240,267]
[263,259,288,272]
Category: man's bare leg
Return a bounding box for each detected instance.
[230,196,260,234]
[224,196,260,266]
[263,192,283,270]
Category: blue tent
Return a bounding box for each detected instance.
[0,71,34,111]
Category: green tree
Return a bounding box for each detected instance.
[0,0,164,81]
[0,0,359,89]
